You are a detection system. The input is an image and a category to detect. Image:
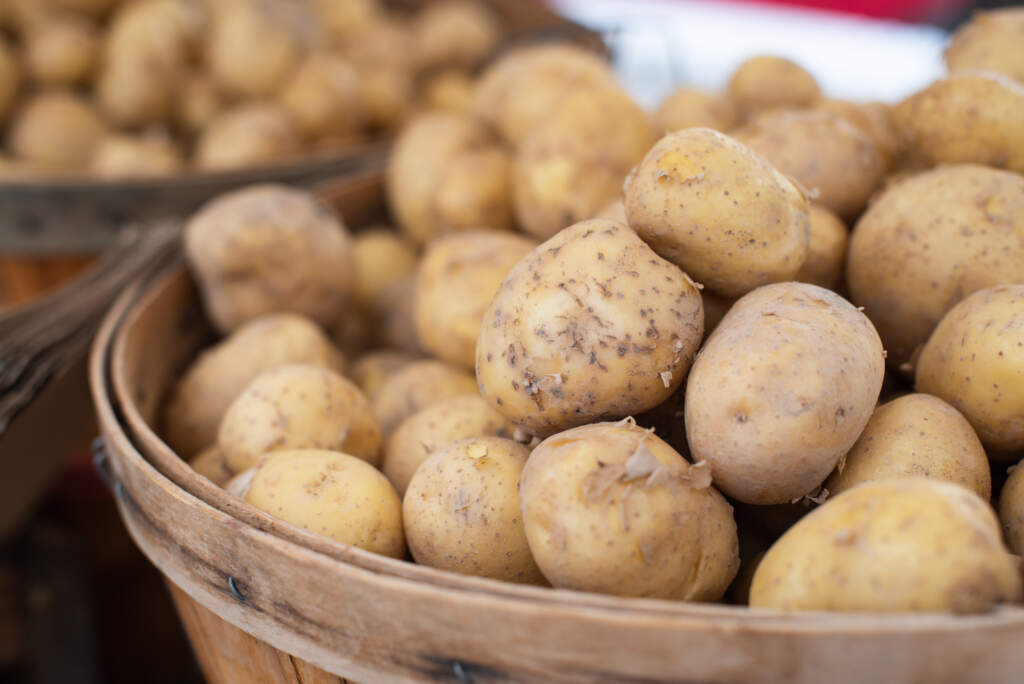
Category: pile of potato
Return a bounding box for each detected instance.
[166,8,1024,615]
[0,0,499,178]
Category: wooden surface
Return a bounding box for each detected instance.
[89,173,1024,684]
[0,256,95,309]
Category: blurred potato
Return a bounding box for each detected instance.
[945,8,1024,83]
[412,0,499,72]
[352,229,418,309]
[90,132,184,178]
[654,88,739,133]
[727,55,821,118]
[25,15,98,86]
[794,205,847,290]
[0,38,21,124]
[195,103,301,171]
[813,99,900,168]
[420,69,474,113]
[175,73,224,135]
[7,90,106,168]
[349,349,418,402]
[279,54,363,141]
[372,359,478,437]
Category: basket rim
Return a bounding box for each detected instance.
[95,262,1024,634]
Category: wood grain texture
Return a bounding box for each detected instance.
[0,256,94,309]
[89,172,1024,684]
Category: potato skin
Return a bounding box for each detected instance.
[999,460,1024,554]
[750,478,1021,612]
[404,436,542,583]
[624,128,809,298]
[90,133,183,179]
[372,360,477,437]
[25,16,98,86]
[162,313,346,458]
[184,184,354,334]
[813,99,900,169]
[245,449,405,558]
[195,103,301,171]
[414,230,537,369]
[824,394,991,499]
[411,0,498,71]
[189,446,233,487]
[945,9,1024,83]
[794,204,847,290]
[383,394,518,496]
[685,282,885,505]
[734,109,885,220]
[7,91,106,168]
[352,229,418,309]
[727,56,821,118]
[349,350,418,402]
[520,421,739,599]
[654,88,738,134]
[206,0,303,98]
[893,72,1024,174]
[847,165,1024,369]
[218,364,381,473]
[278,54,362,140]
[477,219,704,438]
[915,285,1024,452]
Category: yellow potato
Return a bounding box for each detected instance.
[341,15,412,73]
[189,446,232,487]
[6,90,106,168]
[520,421,739,599]
[386,112,512,244]
[371,276,423,355]
[412,0,498,71]
[352,229,418,309]
[162,313,346,458]
[892,72,1024,174]
[685,282,885,505]
[999,460,1024,554]
[383,394,519,496]
[472,43,617,145]
[184,184,354,333]
[513,85,655,239]
[357,65,412,133]
[96,61,173,128]
[945,8,1024,82]
[349,350,418,402]
[372,359,477,437]
[813,99,900,168]
[90,133,183,179]
[175,73,224,135]
[727,55,821,118]
[25,15,98,86]
[195,103,301,171]
[279,54,363,140]
[245,449,404,558]
[51,0,121,16]
[477,219,704,437]
[624,127,809,298]
[414,230,537,369]
[750,478,1021,612]
[734,109,885,220]
[0,38,22,124]
[824,394,991,499]
[206,0,304,98]
[654,88,739,134]
[311,0,381,45]
[420,69,474,113]
[915,285,1024,452]
[794,204,847,290]
[404,436,542,583]
[218,364,380,473]
[846,165,1024,369]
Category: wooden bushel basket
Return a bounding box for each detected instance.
[89,173,1024,684]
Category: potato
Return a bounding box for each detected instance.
[477,219,703,437]
[175,73,223,134]
[218,364,380,473]
[206,0,304,98]
[520,421,739,599]
[96,61,174,128]
[194,103,301,171]
[341,16,412,73]
[0,38,21,124]
[513,85,655,239]
[403,436,541,582]
[824,394,990,499]
[162,313,345,457]
[279,54,362,140]
[352,229,417,309]
[750,478,1021,612]
[421,69,474,113]
[654,88,739,134]
[358,65,412,132]
[412,0,497,71]
[384,395,519,496]
[414,230,536,369]
[371,276,422,355]
[813,99,900,168]
[189,446,232,487]
[999,460,1024,554]
[945,8,1024,83]
[624,128,809,298]
[90,133,183,179]
[373,360,477,437]
[386,112,511,243]
[245,450,404,557]
[184,184,354,333]
[727,55,821,118]
[51,0,120,16]
[915,285,1024,452]
[794,204,847,290]
[25,15,98,86]
[892,72,1024,174]
[6,91,106,168]
[685,282,885,505]
[846,165,1024,368]
[311,0,381,45]
[473,43,617,145]
[349,350,418,402]
[734,110,884,220]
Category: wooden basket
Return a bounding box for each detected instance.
[88,173,1024,684]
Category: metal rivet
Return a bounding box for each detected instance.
[228,576,245,602]
[452,662,469,682]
